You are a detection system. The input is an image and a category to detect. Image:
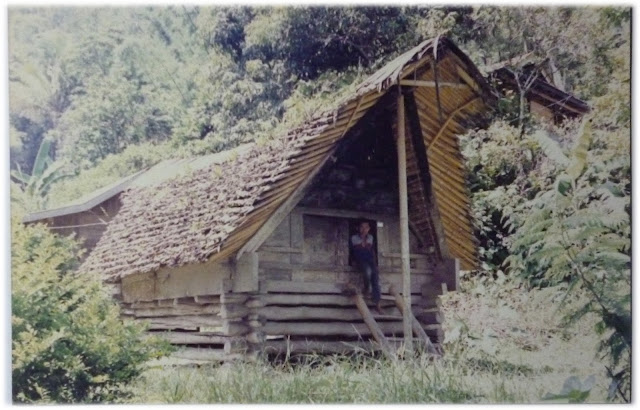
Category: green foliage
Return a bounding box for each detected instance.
[243,7,420,80]
[505,113,630,401]
[10,137,73,211]
[459,11,630,399]
[460,121,566,269]
[11,217,171,403]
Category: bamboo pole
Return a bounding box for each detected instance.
[396,90,413,353]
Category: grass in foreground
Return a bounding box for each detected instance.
[130,351,496,404]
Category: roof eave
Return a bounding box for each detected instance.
[22,170,145,223]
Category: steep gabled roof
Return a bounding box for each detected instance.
[80,37,495,282]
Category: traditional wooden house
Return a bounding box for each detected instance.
[74,37,497,362]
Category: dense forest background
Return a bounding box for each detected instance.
[8,6,629,209]
[8,5,631,403]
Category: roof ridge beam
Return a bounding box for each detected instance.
[399,80,467,89]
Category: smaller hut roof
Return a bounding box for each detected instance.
[483,55,590,117]
[24,143,254,223]
[23,171,144,223]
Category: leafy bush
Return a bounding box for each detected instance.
[461,71,629,402]
[505,115,630,401]
[11,217,171,403]
[459,120,568,269]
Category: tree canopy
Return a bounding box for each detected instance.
[9,6,629,209]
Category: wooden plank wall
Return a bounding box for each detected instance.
[42,196,122,256]
[117,280,263,363]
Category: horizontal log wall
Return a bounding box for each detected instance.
[246,290,444,356]
[118,290,261,363]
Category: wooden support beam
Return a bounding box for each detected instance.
[144,315,225,330]
[126,304,221,318]
[263,321,406,338]
[353,293,394,357]
[415,310,444,324]
[388,285,439,356]
[261,279,426,295]
[233,251,259,292]
[262,339,378,355]
[261,306,364,321]
[150,332,232,345]
[435,258,460,292]
[246,331,265,344]
[258,293,424,306]
[170,347,246,362]
[455,65,482,95]
[220,303,251,320]
[426,96,480,153]
[399,80,468,89]
[397,90,413,353]
[404,92,442,261]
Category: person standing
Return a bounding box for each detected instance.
[350,220,382,314]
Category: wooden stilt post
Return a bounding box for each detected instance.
[396,89,413,353]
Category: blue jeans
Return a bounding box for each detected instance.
[356,258,381,304]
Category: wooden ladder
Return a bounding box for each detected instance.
[349,283,440,357]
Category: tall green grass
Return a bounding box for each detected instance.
[128,347,554,404]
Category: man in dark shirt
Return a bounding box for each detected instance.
[351,220,382,314]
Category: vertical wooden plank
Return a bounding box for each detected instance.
[289,210,304,264]
[233,252,259,292]
[397,89,413,353]
[376,217,389,256]
[435,257,459,292]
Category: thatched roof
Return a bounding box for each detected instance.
[80,37,495,282]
